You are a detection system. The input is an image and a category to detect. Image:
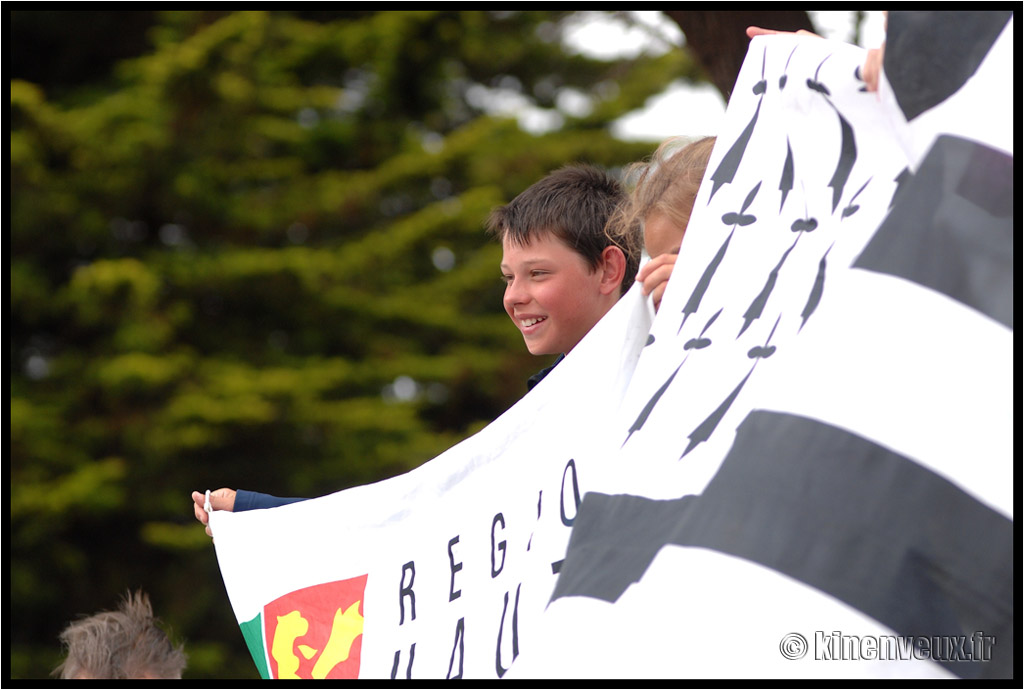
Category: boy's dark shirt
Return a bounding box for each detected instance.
[526,353,565,391]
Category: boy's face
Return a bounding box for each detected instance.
[500,232,615,356]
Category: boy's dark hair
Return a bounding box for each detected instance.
[486,164,637,294]
[53,590,187,679]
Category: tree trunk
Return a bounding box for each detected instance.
[664,11,816,101]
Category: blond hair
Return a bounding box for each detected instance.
[607,136,716,258]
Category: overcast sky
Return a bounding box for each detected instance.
[528,11,889,142]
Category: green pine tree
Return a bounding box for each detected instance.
[10,10,719,678]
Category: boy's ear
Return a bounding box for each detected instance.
[598,245,627,295]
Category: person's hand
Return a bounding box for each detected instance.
[860,43,885,92]
[637,252,679,312]
[192,488,236,538]
[746,26,821,40]
[748,19,886,94]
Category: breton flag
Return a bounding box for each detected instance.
[508,11,1014,681]
[210,11,1014,680]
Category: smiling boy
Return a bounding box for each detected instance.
[487,164,637,387]
[192,163,638,525]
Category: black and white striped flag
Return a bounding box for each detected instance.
[510,12,1014,680]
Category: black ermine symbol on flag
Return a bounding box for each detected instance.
[752,45,768,95]
[682,316,780,458]
[790,189,819,233]
[684,308,722,351]
[779,45,797,89]
[842,178,871,219]
[709,99,762,202]
[738,236,797,338]
[741,197,817,339]
[680,181,760,333]
[800,243,833,332]
[790,195,818,233]
[680,230,733,333]
[806,56,831,95]
[779,138,794,212]
[827,106,856,214]
[721,181,761,227]
[804,54,858,213]
[622,363,680,449]
[623,309,722,448]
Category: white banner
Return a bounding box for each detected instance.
[209,281,653,679]
[510,18,1014,681]
[211,15,1013,680]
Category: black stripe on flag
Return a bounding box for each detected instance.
[853,135,1014,329]
[884,11,1012,121]
[551,410,1013,679]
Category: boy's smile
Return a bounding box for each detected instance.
[500,233,617,356]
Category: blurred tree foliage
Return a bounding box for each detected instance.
[9,10,706,678]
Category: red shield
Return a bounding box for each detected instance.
[263,575,368,679]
